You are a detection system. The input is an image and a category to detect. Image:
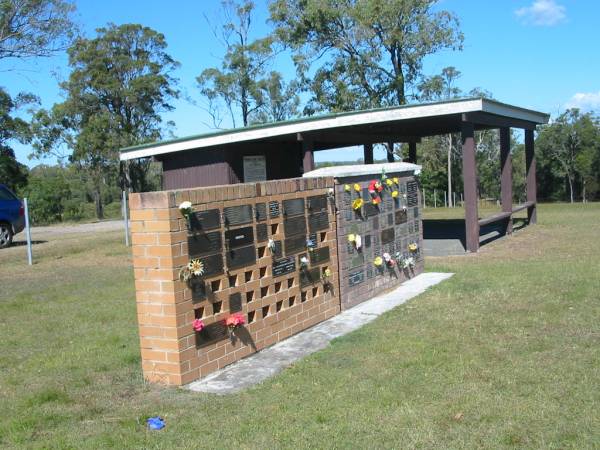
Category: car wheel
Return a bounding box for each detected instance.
[0,223,13,248]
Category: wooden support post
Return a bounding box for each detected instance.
[302,139,315,173]
[387,142,395,162]
[364,143,374,164]
[408,142,417,163]
[525,129,537,224]
[500,127,513,234]
[461,121,479,252]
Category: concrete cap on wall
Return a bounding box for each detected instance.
[302,162,422,178]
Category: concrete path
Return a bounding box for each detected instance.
[187,272,454,394]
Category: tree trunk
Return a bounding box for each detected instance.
[447,133,453,207]
[94,189,104,220]
[582,179,586,203]
[567,175,574,204]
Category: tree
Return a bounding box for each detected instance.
[198,0,279,128]
[0,0,76,61]
[248,71,300,124]
[32,23,179,218]
[269,0,463,113]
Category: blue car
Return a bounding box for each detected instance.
[0,184,25,248]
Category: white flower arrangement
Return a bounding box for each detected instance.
[401,257,415,269]
[179,201,193,219]
[300,256,309,268]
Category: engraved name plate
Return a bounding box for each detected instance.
[395,209,407,225]
[227,245,256,269]
[195,322,229,348]
[284,215,306,236]
[229,292,242,313]
[272,256,296,277]
[285,234,306,255]
[283,198,305,217]
[310,246,330,265]
[223,205,253,226]
[308,211,329,233]
[364,202,379,218]
[255,203,267,222]
[199,253,224,277]
[381,228,395,244]
[272,240,282,258]
[407,193,418,207]
[300,267,321,288]
[225,226,254,249]
[307,195,328,212]
[189,209,220,232]
[188,231,222,258]
[269,201,280,218]
[256,223,268,242]
[349,270,365,286]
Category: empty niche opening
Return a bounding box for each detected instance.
[275,281,282,293]
[276,300,283,312]
[262,305,270,318]
[248,310,256,323]
[259,267,267,279]
[301,291,307,303]
[194,307,204,319]
[320,232,327,241]
[211,279,221,292]
[288,296,296,307]
[228,274,238,288]
[258,246,266,258]
[245,270,253,282]
[213,301,223,314]
[287,278,294,289]
[312,286,319,298]
[271,223,279,235]
[261,286,269,298]
[246,291,255,303]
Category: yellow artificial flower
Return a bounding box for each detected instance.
[391,190,399,198]
[353,183,361,192]
[408,243,418,252]
[373,256,383,266]
[348,234,356,243]
[385,178,394,187]
[393,177,399,185]
[323,268,332,278]
[352,198,363,210]
[344,184,351,192]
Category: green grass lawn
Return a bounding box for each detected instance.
[1,203,599,449]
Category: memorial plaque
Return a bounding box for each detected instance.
[310,246,330,265]
[195,322,229,348]
[414,220,420,232]
[256,223,268,242]
[350,251,365,269]
[199,253,224,277]
[188,231,222,258]
[269,201,280,218]
[225,226,254,249]
[307,233,317,247]
[223,205,253,226]
[229,292,242,313]
[408,222,414,233]
[285,234,306,255]
[283,198,305,217]
[255,203,267,222]
[227,245,256,269]
[189,209,220,232]
[387,213,394,226]
[284,215,306,236]
[372,216,380,230]
[381,228,395,244]
[349,270,365,287]
[308,211,329,233]
[362,188,370,201]
[395,209,408,225]
[407,193,418,207]
[364,234,371,248]
[307,195,328,212]
[190,279,207,303]
[407,180,418,193]
[300,267,321,288]
[272,240,282,258]
[364,202,379,218]
[413,207,419,219]
[272,256,296,277]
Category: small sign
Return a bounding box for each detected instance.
[225,226,254,249]
[272,256,296,277]
[189,209,220,232]
[255,203,267,221]
[300,267,321,288]
[195,322,229,348]
[307,195,328,212]
[188,231,222,258]
[243,155,267,182]
[284,215,307,237]
[381,228,395,244]
[283,198,305,217]
[308,211,329,233]
[285,234,306,255]
[256,223,268,242]
[349,270,365,287]
[310,246,330,265]
[269,201,280,218]
[223,205,253,226]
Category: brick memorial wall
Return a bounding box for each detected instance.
[129,178,340,385]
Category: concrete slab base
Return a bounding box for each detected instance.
[186,272,454,394]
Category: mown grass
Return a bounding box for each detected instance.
[0,203,599,449]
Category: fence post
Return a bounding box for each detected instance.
[434,189,437,208]
[453,192,457,208]
[423,188,426,208]
[444,191,447,208]
[24,198,32,266]
[122,190,130,247]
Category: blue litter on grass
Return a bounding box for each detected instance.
[147,417,165,430]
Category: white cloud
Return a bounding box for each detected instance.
[565,92,600,111]
[515,0,566,26]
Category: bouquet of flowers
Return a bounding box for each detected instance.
[224,313,246,330]
[179,201,193,219]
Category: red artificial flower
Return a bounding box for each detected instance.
[374,181,383,192]
[225,313,246,329]
[368,180,377,194]
[372,196,381,205]
[192,319,205,332]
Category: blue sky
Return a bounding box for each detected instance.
[3,0,599,166]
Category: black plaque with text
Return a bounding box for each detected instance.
[195,322,229,348]
[189,209,220,232]
[190,279,207,303]
[272,256,296,277]
[407,193,418,207]
[283,198,305,217]
[188,231,222,258]
[272,240,282,258]
[285,234,306,255]
[308,211,329,233]
[255,203,267,221]
[229,293,242,313]
[300,267,321,288]
[225,226,254,249]
[284,215,306,236]
[310,246,330,265]
[349,270,365,286]
[364,202,379,218]
[224,205,253,226]
[269,201,280,218]
[307,195,328,212]
[227,245,256,269]
[381,228,395,244]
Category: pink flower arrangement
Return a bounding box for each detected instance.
[224,313,246,330]
[192,318,205,332]
[368,180,383,194]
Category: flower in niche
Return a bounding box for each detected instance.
[385,178,394,187]
[408,243,419,253]
[344,184,351,192]
[225,313,245,330]
[299,256,309,269]
[188,259,204,277]
[323,268,332,278]
[402,256,415,269]
[192,318,205,332]
[383,252,391,263]
[393,177,399,185]
[267,238,276,252]
[347,234,356,243]
[353,183,361,192]
[391,190,399,198]
[352,198,364,211]
[179,201,193,219]
[372,196,381,205]
[373,256,383,267]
